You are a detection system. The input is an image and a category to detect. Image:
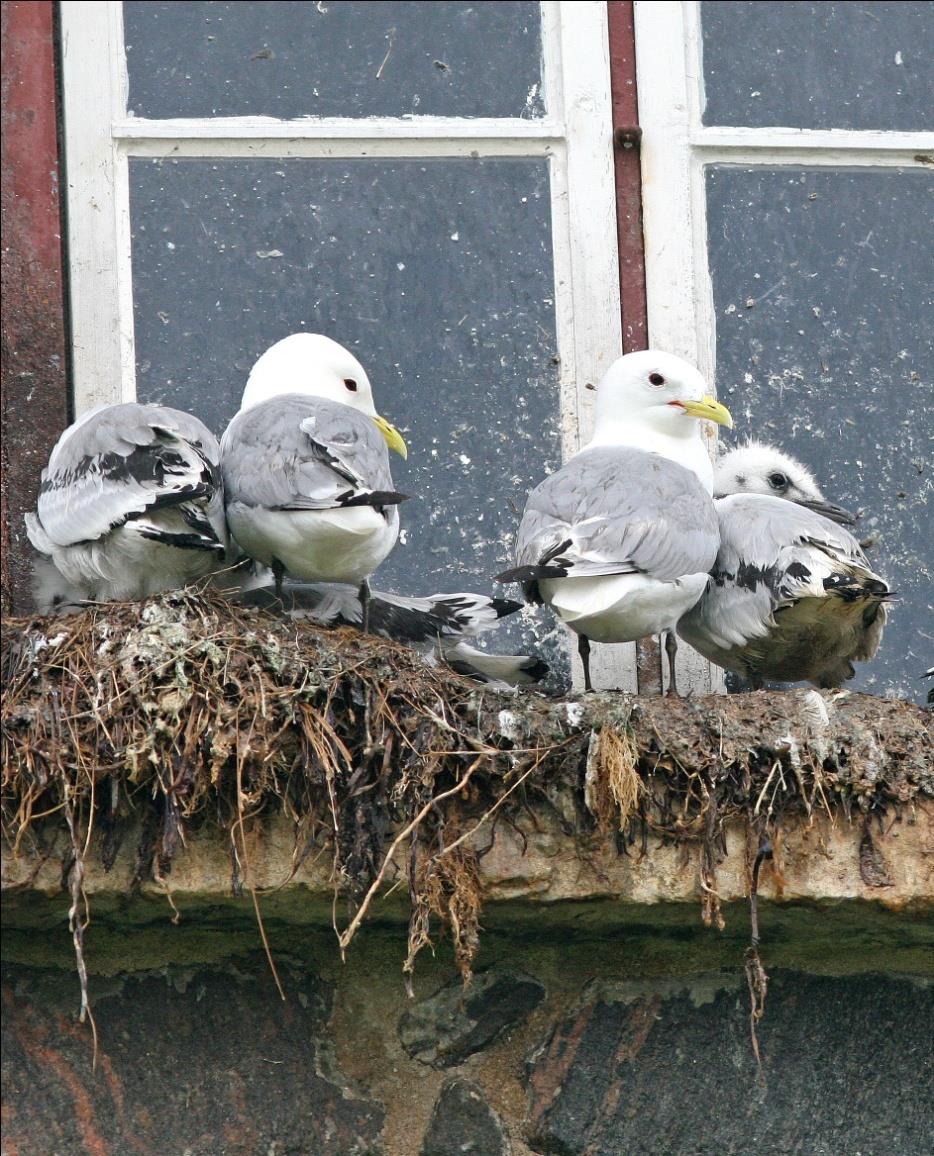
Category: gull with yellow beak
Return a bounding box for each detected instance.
[496,350,733,693]
[220,334,409,617]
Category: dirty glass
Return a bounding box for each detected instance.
[701,2,934,131]
[123,1,545,120]
[706,165,934,703]
[129,156,564,673]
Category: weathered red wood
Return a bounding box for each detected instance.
[607,0,648,357]
[606,1,660,693]
[1,1,69,613]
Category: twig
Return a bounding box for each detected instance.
[234,729,286,1002]
[434,746,556,861]
[744,829,772,1082]
[63,779,99,1069]
[337,754,486,957]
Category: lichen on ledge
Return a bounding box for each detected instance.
[2,591,932,978]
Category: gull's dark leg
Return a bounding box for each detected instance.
[359,578,372,634]
[664,631,679,697]
[578,633,594,694]
[272,558,286,605]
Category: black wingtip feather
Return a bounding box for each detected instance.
[489,597,523,618]
[337,490,412,508]
[495,564,568,584]
[136,528,226,553]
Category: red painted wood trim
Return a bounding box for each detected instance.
[607,0,648,356]
[606,1,660,692]
[607,1,658,692]
[1,0,69,614]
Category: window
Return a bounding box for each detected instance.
[48,1,932,701]
[634,0,933,701]
[61,0,630,687]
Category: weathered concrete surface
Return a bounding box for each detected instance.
[5,803,932,911]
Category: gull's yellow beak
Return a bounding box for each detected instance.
[373,414,408,459]
[675,394,734,429]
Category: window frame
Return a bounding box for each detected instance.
[632,0,932,695]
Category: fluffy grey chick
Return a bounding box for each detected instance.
[679,443,890,688]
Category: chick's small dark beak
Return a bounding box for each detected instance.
[796,497,858,526]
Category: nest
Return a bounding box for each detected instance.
[3,590,931,1038]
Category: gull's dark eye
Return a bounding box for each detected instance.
[768,472,788,490]
[344,378,358,392]
[648,372,665,386]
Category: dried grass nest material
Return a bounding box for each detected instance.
[2,590,932,984]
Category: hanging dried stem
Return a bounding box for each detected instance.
[744,822,773,1081]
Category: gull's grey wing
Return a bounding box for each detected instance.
[27,403,223,550]
[221,394,405,513]
[499,448,719,588]
[713,493,884,616]
[679,494,889,679]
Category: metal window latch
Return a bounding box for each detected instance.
[614,125,643,151]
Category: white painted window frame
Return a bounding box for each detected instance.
[633,0,933,695]
[60,0,643,690]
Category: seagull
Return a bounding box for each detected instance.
[220,334,409,622]
[26,402,227,609]
[240,580,549,687]
[678,443,890,688]
[496,351,733,694]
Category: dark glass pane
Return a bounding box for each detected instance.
[707,166,934,704]
[129,156,564,676]
[124,1,545,119]
[701,2,934,130]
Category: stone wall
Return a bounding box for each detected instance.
[3,857,933,1155]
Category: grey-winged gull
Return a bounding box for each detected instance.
[26,402,227,609]
[241,580,548,687]
[496,350,733,694]
[678,443,890,688]
[220,334,408,619]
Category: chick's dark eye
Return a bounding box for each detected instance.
[344,378,358,392]
[768,472,788,490]
[648,372,666,386]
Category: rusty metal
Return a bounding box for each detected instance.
[613,124,643,149]
[1,0,69,615]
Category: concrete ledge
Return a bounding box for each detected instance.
[5,803,933,911]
